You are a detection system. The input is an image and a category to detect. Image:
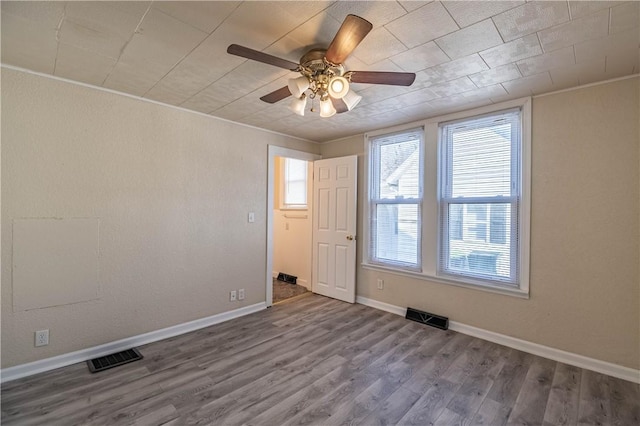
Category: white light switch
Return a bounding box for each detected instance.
[248,212,255,223]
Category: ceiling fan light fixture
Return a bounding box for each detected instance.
[288,76,310,98]
[319,97,337,118]
[328,76,350,99]
[289,94,307,116]
[342,89,362,111]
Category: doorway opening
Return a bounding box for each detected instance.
[266,146,321,307]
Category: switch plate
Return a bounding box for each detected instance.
[230,290,237,301]
[248,212,255,223]
[238,288,245,300]
[377,279,384,290]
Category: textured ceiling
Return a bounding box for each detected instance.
[2,1,639,142]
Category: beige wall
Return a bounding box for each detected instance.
[321,77,640,370]
[272,156,313,288]
[1,68,319,368]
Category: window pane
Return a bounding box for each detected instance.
[374,204,419,266]
[378,140,420,199]
[447,203,511,279]
[284,158,307,206]
[450,123,512,198]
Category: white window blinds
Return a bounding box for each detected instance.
[439,109,521,285]
[368,128,423,270]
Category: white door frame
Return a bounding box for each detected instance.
[266,145,321,307]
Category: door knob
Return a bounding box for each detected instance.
[346,235,355,241]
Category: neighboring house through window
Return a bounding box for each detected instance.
[368,128,423,270]
[364,99,531,297]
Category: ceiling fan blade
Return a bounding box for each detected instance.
[260,86,292,104]
[325,15,373,64]
[227,44,300,71]
[331,97,349,114]
[350,71,416,86]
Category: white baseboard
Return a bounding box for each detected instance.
[0,302,266,383]
[356,296,639,384]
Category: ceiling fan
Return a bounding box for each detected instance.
[227,15,416,118]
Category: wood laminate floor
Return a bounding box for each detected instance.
[2,294,638,425]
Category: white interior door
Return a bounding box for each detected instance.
[312,155,357,303]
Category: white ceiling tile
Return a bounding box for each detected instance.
[0,12,58,73]
[153,1,240,33]
[492,1,569,42]
[429,76,478,97]
[145,85,190,106]
[352,27,408,65]
[387,86,440,108]
[180,88,228,114]
[502,71,553,96]
[103,62,161,96]
[265,13,342,60]
[420,54,489,87]
[1,0,65,27]
[538,9,609,52]
[549,57,607,86]
[398,1,433,13]
[389,41,450,72]
[574,28,640,64]
[327,0,408,27]
[568,1,625,19]
[435,19,503,59]
[54,43,117,87]
[605,53,640,79]
[61,2,149,59]
[610,2,640,35]
[143,34,248,104]
[356,83,417,106]
[118,8,208,77]
[517,46,575,76]
[385,2,459,49]
[479,34,542,68]
[442,1,524,28]
[2,1,638,142]
[217,1,331,51]
[428,94,480,111]
[461,84,510,103]
[213,97,270,121]
[469,63,522,87]
[399,101,439,121]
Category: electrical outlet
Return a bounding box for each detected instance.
[230,290,237,301]
[238,288,245,300]
[377,279,384,290]
[35,329,49,347]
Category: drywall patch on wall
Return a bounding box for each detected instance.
[12,218,100,311]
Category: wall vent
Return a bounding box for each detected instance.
[277,272,297,284]
[87,348,143,373]
[406,307,449,330]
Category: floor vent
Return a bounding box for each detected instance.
[277,272,297,284]
[406,307,449,330]
[87,348,143,373]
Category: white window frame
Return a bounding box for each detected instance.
[366,127,424,271]
[280,157,309,210]
[363,98,531,298]
[438,108,522,287]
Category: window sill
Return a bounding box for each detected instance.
[361,262,529,299]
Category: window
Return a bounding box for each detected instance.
[439,109,521,285]
[368,128,423,270]
[364,99,530,297]
[281,158,308,209]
